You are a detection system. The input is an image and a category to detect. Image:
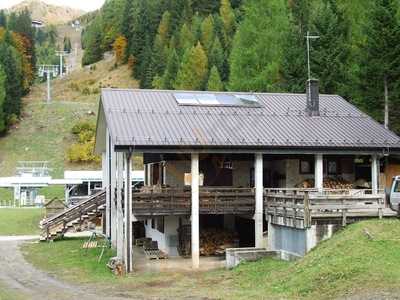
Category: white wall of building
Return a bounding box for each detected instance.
[144,216,180,256]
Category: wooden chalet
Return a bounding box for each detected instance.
[94,80,400,272]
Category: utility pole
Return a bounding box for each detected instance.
[38,65,58,104]
[56,51,68,78]
[305,31,320,81]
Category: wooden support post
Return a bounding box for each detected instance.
[110,144,117,247]
[304,192,311,228]
[116,152,124,260]
[191,153,200,269]
[124,152,133,273]
[254,153,264,248]
[342,209,347,227]
[315,154,323,192]
[371,154,379,195]
[105,130,111,238]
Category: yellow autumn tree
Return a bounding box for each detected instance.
[112,35,127,65]
[11,32,34,90]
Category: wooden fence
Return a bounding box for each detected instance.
[132,187,255,216]
[265,188,386,228]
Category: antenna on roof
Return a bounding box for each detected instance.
[305,31,319,80]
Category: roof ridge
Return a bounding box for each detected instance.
[100,88,339,97]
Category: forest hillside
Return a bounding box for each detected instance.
[9,0,84,25]
[82,0,400,134]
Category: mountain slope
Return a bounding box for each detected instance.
[9,0,84,24]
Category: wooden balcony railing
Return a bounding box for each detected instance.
[265,188,386,228]
[132,187,255,216]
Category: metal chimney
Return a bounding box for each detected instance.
[306,79,320,116]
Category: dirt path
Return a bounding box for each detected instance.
[0,239,125,300]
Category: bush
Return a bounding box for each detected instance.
[67,120,100,164]
[81,87,91,95]
[68,82,80,92]
[7,114,18,126]
[71,120,95,135]
[66,138,100,163]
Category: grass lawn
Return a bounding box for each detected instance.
[0,208,44,235]
[22,219,400,299]
[0,282,24,300]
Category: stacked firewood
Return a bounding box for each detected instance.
[199,229,238,256]
[297,178,353,189]
[323,178,353,189]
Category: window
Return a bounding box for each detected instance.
[325,158,341,175]
[174,93,260,107]
[394,181,400,193]
[299,159,314,174]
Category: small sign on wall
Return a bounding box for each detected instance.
[184,173,204,186]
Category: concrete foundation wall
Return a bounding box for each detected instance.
[268,222,340,258]
[144,216,180,256]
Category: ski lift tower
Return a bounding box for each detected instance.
[56,50,68,77]
[38,65,58,104]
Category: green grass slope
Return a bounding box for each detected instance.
[0,208,44,235]
[22,219,400,299]
[233,219,400,299]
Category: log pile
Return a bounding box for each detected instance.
[297,178,353,189]
[323,178,353,189]
[199,229,238,256]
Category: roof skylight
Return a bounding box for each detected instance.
[174,93,260,107]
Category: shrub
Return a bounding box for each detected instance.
[7,114,18,126]
[71,120,95,135]
[67,121,100,164]
[81,87,91,95]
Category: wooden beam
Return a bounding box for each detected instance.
[116,152,124,259]
[124,152,133,273]
[254,153,264,248]
[315,154,323,192]
[105,129,111,238]
[191,153,200,269]
[110,142,117,247]
[371,154,379,195]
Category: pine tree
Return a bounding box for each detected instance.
[192,0,220,15]
[310,0,351,96]
[82,17,103,65]
[47,25,57,46]
[152,33,168,75]
[175,42,208,90]
[207,65,224,91]
[179,23,195,53]
[209,37,226,80]
[158,11,171,44]
[359,0,400,132]
[191,13,203,42]
[0,64,6,132]
[0,42,22,119]
[229,0,289,92]
[182,0,193,24]
[280,0,311,93]
[161,48,180,89]
[200,15,215,53]
[219,0,236,49]
[0,10,6,28]
[63,36,72,53]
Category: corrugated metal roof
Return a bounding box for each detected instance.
[98,89,400,151]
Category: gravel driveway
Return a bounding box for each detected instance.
[0,238,124,300]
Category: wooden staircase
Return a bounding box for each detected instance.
[40,190,106,241]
